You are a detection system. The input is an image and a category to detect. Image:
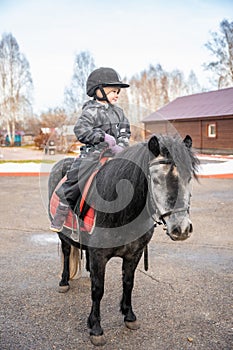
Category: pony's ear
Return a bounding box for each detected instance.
[183,135,192,149]
[148,135,160,157]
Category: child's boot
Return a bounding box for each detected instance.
[50,203,69,232]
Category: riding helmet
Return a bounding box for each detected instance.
[86,67,130,97]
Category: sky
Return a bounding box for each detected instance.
[0,0,233,112]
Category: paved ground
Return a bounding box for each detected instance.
[0,146,65,161]
[0,172,232,349]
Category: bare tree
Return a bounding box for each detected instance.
[186,70,202,94]
[64,51,95,114]
[40,107,68,128]
[203,19,233,88]
[0,33,33,145]
[123,64,202,133]
[168,69,188,101]
[128,64,178,119]
[39,107,76,152]
[22,115,41,136]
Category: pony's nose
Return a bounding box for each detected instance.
[169,221,192,241]
[172,225,181,236]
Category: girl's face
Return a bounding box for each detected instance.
[96,86,121,104]
[105,87,121,104]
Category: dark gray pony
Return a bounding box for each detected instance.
[48,134,199,346]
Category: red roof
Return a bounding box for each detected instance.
[142,87,233,122]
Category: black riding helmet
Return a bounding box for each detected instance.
[86,67,129,101]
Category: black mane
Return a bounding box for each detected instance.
[115,134,199,179]
[153,134,199,180]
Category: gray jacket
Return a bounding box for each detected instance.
[74,100,131,147]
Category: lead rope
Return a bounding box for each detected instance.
[144,245,148,271]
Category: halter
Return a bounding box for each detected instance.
[147,157,190,226]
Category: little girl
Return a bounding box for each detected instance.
[50,67,131,232]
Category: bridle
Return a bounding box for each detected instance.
[147,158,190,226]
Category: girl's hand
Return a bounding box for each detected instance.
[104,133,116,147]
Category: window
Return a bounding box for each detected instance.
[208,123,216,138]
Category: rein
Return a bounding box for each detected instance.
[147,157,189,225]
[159,207,190,224]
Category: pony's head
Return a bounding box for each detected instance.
[148,134,198,241]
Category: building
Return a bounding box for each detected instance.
[142,87,233,155]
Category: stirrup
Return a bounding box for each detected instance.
[70,214,80,242]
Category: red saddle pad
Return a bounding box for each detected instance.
[49,175,95,233]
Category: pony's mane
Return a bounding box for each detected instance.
[115,134,199,179]
[155,134,199,179]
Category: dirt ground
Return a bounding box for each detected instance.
[0,173,233,350]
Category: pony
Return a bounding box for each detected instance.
[48,134,199,346]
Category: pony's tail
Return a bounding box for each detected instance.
[70,246,82,279]
[60,246,82,280]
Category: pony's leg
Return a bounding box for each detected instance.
[120,252,143,329]
[59,238,71,292]
[87,250,108,346]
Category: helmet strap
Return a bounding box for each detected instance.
[94,85,110,103]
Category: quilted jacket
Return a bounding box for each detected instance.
[74,100,131,147]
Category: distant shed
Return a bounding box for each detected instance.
[142,87,233,155]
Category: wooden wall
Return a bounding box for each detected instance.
[144,116,233,154]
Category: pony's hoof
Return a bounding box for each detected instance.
[58,285,70,293]
[125,320,140,330]
[90,334,106,346]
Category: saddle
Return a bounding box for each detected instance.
[50,156,109,234]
